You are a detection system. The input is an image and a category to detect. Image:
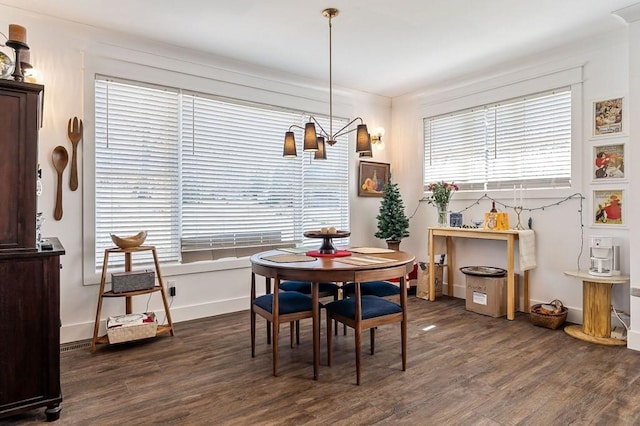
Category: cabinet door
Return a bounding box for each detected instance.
[0,255,61,412]
[0,82,42,251]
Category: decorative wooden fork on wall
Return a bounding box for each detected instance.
[67,116,83,191]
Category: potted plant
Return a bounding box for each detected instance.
[375,179,410,250]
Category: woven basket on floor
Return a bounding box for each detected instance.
[530,303,568,330]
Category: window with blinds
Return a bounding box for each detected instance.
[423,88,572,191]
[95,80,181,268]
[95,78,349,269]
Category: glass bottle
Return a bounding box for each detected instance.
[487,201,498,229]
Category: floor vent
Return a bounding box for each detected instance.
[60,340,91,353]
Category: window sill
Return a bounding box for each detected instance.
[84,256,251,286]
[161,257,251,277]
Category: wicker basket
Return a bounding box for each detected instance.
[107,312,157,343]
[530,303,568,330]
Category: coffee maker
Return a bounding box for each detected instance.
[589,236,613,277]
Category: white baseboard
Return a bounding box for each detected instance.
[445,282,584,323]
[62,286,593,345]
[60,297,248,344]
[627,330,640,351]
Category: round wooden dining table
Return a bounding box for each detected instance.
[250,249,415,380]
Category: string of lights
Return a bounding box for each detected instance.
[409,192,586,269]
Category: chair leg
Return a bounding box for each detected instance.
[296,320,301,345]
[326,312,333,367]
[251,308,256,357]
[272,321,279,376]
[333,292,339,336]
[355,325,362,385]
[267,320,271,345]
[401,317,407,371]
[370,328,375,355]
[289,321,294,348]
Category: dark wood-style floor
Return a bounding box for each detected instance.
[6,296,640,425]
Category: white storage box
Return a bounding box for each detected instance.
[107,312,158,343]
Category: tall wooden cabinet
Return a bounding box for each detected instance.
[0,80,65,422]
[0,79,42,252]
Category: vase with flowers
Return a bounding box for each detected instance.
[426,181,459,226]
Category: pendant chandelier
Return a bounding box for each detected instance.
[283,8,371,160]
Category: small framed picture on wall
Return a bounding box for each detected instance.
[358,161,389,197]
[592,143,625,181]
[592,97,624,137]
[593,189,624,227]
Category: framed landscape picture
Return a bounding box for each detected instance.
[358,161,389,197]
[592,143,625,181]
[592,97,623,137]
[593,189,624,226]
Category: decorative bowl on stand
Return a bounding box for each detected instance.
[303,230,350,254]
[110,231,148,249]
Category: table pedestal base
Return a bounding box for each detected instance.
[564,324,626,346]
[318,237,336,254]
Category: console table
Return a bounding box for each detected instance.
[428,227,531,320]
[563,270,629,346]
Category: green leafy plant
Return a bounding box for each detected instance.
[426,181,459,208]
[375,180,410,242]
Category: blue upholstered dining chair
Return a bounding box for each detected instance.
[325,280,407,385]
[340,280,401,335]
[341,280,400,300]
[279,280,340,298]
[279,280,340,339]
[251,275,320,376]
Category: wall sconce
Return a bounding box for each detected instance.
[371,127,385,151]
[371,127,385,144]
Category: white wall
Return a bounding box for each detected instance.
[0,6,391,343]
[391,28,632,328]
[613,4,640,350]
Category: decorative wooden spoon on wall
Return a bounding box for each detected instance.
[67,117,83,191]
[52,146,69,221]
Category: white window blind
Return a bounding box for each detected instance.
[95,79,180,268]
[300,116,350,247]
[95,77,349,269]
[179,95,303,251]
[424,89,571,191]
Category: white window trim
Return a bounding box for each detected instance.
[419,66,584,201]
[82,53,358,285]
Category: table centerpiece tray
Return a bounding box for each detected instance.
[303,230,350,254]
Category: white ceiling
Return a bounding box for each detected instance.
[2,0,637,97]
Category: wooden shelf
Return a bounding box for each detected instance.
[101,285,163,298]
[90,245,175,352]
[94,324,174,346]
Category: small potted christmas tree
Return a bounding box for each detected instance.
[374,179,410,250]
